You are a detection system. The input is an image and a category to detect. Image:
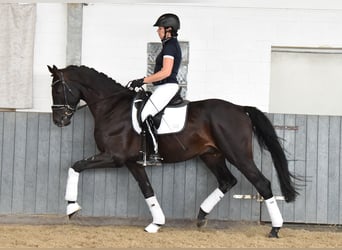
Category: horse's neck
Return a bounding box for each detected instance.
[80,79,127,103]
[82,85,133,119]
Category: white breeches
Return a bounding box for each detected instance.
[141,83,179,121]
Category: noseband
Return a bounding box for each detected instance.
[51,72,77,116]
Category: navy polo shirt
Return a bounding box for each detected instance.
[153,37,182,85]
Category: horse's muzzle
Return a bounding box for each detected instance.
[52,105,74,127]
[53,116,71,127]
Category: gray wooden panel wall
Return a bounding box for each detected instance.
[261,114,342,225]
[0,110,341,225]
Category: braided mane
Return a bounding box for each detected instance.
[66,65,119,84]
[64,65,134,97]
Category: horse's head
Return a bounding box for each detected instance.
[48,65,81,127]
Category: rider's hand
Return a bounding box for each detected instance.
[130,78,145,89]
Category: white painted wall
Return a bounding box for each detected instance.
[270,49,342,116]
[28,2,342,113]
[20,3,67,113]
[81,3,342,112]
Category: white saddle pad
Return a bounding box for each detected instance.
[132,104,188,134]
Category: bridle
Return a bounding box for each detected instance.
[51,71,136,118]
[51,71,78,117]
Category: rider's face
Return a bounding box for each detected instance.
[157,27,165,40]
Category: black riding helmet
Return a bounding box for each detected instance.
[153,13,180,37]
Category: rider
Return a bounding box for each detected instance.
[130,13,182,166]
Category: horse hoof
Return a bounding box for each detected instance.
[144,223,161,233]
[66,202,81,219]
[268,227,280,238]
[197,218,207,228]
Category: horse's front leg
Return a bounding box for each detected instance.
[126,162,165,233]
[65,152,118,218]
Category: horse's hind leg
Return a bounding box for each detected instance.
[197,152,237,227]
[234,157,283,238]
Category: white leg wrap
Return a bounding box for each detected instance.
[200,188,225,214]
[265,196,283,227]
[145,196,165,226]
[66,202,82,216]
[144,223,161,233]
[65,168,79,201]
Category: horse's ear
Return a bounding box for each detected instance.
[47,65,53,73]
[47,65,59,76]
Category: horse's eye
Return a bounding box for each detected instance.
[54,85,64,95]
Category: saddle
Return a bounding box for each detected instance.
[132,88,189,135]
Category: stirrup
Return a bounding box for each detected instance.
[137,153,163,166]
[148,154,163,166]
[137,159,162,166]
[149,153,163,161]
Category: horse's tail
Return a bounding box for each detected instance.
[243,106,298,202]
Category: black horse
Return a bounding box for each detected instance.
[48,65,298,237]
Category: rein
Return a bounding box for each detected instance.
[76,89,132,110]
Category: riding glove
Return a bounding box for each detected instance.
[130,78,145,88]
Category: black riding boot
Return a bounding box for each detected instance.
[137,116,163,166]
